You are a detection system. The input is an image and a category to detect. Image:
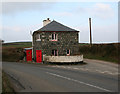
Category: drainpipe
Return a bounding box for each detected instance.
[30,31,33,59]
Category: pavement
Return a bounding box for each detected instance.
[2,59,119,92]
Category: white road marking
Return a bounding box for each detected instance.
[56,66,61,67]
[46,72,111,92]
[73,68,79,70]
[60,66,66,68]
[79,68,87,71]
[48,66,118,76]
[67,67,71,68]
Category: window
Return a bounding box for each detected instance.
[52,49,58,56]
[51,33,57,41]
[66,49,70,56]
[36,34,41,41]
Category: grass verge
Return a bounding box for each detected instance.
[83,53,118,63]
[2,71,15,93]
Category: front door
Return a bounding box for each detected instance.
[36,50,42,63]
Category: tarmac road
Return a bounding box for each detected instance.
[2,59,118,92]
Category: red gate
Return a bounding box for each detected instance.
[26,49,32,62]
[36,50,42,63]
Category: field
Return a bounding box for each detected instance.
[3,42,32,47]
[2,42,32,62]
[2,42,119,63]
[78,43,119,63]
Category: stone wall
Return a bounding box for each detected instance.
[43,55,83,63]
[33,31,79,60]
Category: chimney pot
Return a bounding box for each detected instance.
[43,18,51,26]
[47,18,50,20]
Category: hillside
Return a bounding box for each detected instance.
[2,42,32,62]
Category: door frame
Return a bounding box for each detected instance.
[36,50,42,63]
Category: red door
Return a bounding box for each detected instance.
[36,50,42,63]
[26,49,32,62]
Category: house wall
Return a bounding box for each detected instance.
[33,31,79,61]
[43,55,83,63]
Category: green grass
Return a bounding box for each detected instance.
[78,43,119,63]
[2,71,15,93]
[83,53,118,63]
[2,42,32,47]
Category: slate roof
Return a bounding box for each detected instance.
[36,20,79,32]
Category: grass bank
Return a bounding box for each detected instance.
[2,42,32,62]
[2,47,24,62]
[3,42,32,47]
[78,43,119,63]
[2,71,15,93]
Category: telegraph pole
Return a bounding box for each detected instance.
[89,18,92,46]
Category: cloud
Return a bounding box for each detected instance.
[74,24,118,43]
[2,25,31,42]
[2,23,43,42]
[74,3,115,19]
[2,26,22,32]
[2,2,55,15]
[53,12,73,16]
[87,3,114,19]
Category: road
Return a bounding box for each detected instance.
[2,59,118,92]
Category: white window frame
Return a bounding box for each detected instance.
[66,49,70,56]
[52,49,58,56]
[36,34,41,41]
[51,33,58,41]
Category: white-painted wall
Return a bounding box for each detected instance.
[43,55,83,63]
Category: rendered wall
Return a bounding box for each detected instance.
[43,55,83,63]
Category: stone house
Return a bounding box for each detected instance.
[33,18,82,62]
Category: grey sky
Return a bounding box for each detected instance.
[1,1,118,43]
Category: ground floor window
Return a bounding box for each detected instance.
[66,49,70,55]
[52,49,58,56]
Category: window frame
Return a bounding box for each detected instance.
[52,49,58,56]
[51,32,58,41]
[66,49,70,56]
[36,34,41,41]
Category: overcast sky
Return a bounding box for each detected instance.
[1,1,118,43]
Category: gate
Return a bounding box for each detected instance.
[26,49,32,62]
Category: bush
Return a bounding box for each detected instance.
[2,47,24,62]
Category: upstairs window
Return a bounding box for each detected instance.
[66,49,70,56]
[36,34,41,41]
[51,33,58,41]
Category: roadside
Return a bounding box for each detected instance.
[84,58,118,67]
[2,71,15,93]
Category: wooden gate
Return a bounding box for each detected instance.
[36,50,42,63]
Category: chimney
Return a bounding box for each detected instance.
[43,18,51,26]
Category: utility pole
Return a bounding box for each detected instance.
[89,18,92,46]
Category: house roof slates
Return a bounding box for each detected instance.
[36,20,79,32]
